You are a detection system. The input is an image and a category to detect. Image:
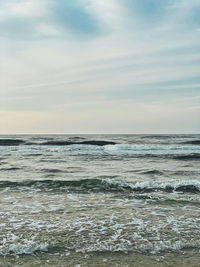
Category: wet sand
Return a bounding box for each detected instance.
[1,251,200,267]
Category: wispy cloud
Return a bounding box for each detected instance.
[0,0,200,133]
[0,0,50,20]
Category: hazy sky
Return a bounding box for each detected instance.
[1,0,200,134]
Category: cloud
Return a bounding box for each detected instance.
[0,0,50,20]
[0,0,102,39]
[0,0,52,39]
[0,0,200,133]
[52,0,101,36]
[121,0,169,22]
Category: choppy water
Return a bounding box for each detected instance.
[0,134,200,266]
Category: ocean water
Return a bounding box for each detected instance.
[0,134,200,266]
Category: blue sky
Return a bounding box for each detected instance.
[0,0,200,133]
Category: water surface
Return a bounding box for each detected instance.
[0,134,200,266]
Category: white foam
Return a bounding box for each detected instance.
[104,144,200,155]
[0,234,48,256]
[137,239,200,254]
[103,178,200,191]
[76,238,200,254]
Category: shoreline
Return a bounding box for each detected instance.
[1,251,200,267]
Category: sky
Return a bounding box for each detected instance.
[0,0,200,134]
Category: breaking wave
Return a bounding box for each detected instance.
[0,234,48,256]
[0,178,199,193]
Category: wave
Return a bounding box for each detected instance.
[104,179,200,193]
[23,153,43,157]
[77,239,200,254]
[0,234,48,256]
[141,135,174,139]
[1,139,199,160]
[41,140,116,146]
[138,170,164,175]
[68,136,86,140]
[1,235,199,256]
[172,153,200,160]
[41,168,64,173]
[0,167,21,171]
[104,151,200,161]
[104,144,200,153]
[0,139,25,146]
[0,178,199,193]
[181,140,200,145]
[0,139,116,147]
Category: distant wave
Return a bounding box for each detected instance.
[41,140,116,146]
[129,153,200,161]
[181,140,200,145]
[1,138,199,161]
[138,170,164,175]
[0,167,21,171]
[41,168,64,173]
[172,153,200,160]
[0,139,116,146]
[141,135,174,139]
[0,139,25,146]
[1,178,199,193]
[104,144,200,152]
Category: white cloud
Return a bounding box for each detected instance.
[35,22,63,37]
[0,0,200,133]
[84,0,123,31]
[0,0,51,20]
[171,0,200,9]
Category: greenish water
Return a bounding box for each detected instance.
[0,134,200,266]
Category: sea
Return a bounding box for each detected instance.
[0,134,200,266]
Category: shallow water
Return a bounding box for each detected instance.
[0,134,200,266]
